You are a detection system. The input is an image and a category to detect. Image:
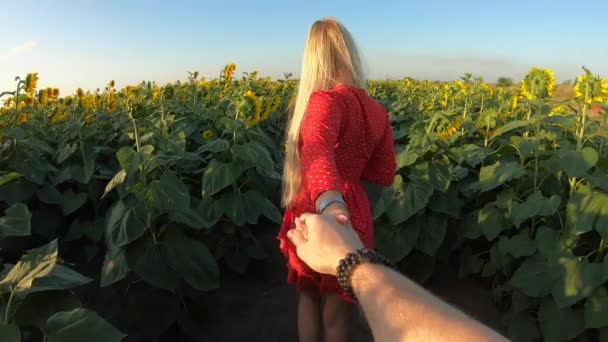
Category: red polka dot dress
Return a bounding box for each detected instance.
[277,84,397,302]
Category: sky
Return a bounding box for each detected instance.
[1,0,606,94]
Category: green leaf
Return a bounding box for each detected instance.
[219,190,281,225]
[551,258,605,308]
[125,234,178,292]
[428,187,460,218]
[102,170,126,198]
[372,186,394,219]
[196,139,230,153]
[46,308,126,342]
[0,323,20,342]
[100,248,129,287]
[0,172,23,187]
[169,207,212,230]
[519,138,541,158]
[233,142,274,172]
[201,160,242,198]
[558,147,599,178]
[386,176,433,225]
[478,161,525,192]
[509,255,559,297]
[56,143,78,164]
[416,216,447,256]
[105,200,150,249]
[507,312,540,342]
[0,203,31,238]
[478,204,507,241]
[511,191,561,227]
[116,147,141,176]
[587,168,608,191]
[80,141,96,183]
[29,265,92,293]
[567,189,608,237]
[14,292,81,332]
[375,222,420,263]
[161,229,219,291]
[462,144,491,167]
[150,172,190,212]
[535,226,572,260]
[585,288,608,329]
[37,186,87,215]
[489,120,529,140]
[396,149,419,168]
[0,240,58,293]
[538,299,584,342]
[498,232,536,258]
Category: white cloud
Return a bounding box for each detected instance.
[0,41,39,59]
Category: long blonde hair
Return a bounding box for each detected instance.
[281,18,365,208]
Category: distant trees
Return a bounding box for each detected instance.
[497,77,514,87]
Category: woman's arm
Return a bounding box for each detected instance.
[300,92,348,216]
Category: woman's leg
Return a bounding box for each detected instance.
[322,293,353,342]
[298,287,322,342]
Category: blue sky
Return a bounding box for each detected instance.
[1,0,606,93]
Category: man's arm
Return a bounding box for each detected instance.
[288,214,508,342]
[351,263,506,342]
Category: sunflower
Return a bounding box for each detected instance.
[573,72,608,104]
[24,73,39,95]
[549,105,566,117]
[520,67,556,100]
[439,118,462,139]
[223,63,237,82]
[17,113,29,125]
[202,130,214,140]
[244,90,263,127]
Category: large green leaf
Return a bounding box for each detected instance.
[411,159,451,192]
[558,147,599,178]
[195,139,230,153]
[509,255,560,297]
[0,323,20,342]
[498,231,536,258]
[551,257,605,308]
[511,191,561,227]
[233,142,274,173]
[100,248,129,287]
[567,188,608,237]
[478,161,525,192]
[416,216,447,256]
[28,265,92,294]
[507,312,540,342]
[396,149,419,168]
[428,187,460,218]
[0,181,37,205]
[375,222,420,263]
[161,229,219,291]
[149,172,190,212]
[538,299,584,342]
[79,141,96,183]
[477,204,507,241]
[56,143,77,164]
[372,186,394,220]
[201,160,242,198]
[489,120,529,140]
[0,172,23,187]
[0,240,58,293]
[386,176,433,225]
[585,288,608,329]
[102,170,126,198]
[105,200,149,249]
[116,146,142,176]
[125,234,178,292]
[219,190,281,226]
[0,203,32,238]
[14,292,81,331]
[46,308,126,342]
[462,144,491,167]
[37,186,87,215]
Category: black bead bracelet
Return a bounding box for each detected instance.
[336,248,392,301]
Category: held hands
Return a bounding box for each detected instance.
[286,213,363,276]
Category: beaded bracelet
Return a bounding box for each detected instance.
[336,248,392,301]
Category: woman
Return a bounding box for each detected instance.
[277,18,397,342]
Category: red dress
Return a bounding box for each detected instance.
[277,84,397,302]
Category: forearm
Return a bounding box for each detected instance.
[351,264,507,342]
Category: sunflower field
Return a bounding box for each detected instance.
[0,64,608,341]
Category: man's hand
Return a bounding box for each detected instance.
[287,213,364,275]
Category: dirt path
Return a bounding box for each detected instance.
[189,246,504,342]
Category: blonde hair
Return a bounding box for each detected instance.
[281,18,365,208]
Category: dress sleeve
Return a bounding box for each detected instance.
[300,91,346,202]
[361,115,396,186]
